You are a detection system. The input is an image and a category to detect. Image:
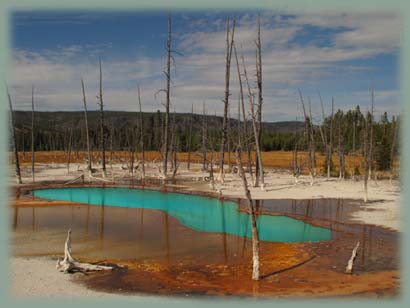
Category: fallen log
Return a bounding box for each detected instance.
[345,241,360,274]
[56,229,114,273]
[89,174,112,183]
[64,174,84,185]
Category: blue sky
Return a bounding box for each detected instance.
[10,10,400,122]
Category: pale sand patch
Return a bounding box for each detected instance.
[215,170,401,232]
[10,257,181,301]
[10,257,122,298]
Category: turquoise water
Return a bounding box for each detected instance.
[33,187,331,243]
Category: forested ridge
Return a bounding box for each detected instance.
[11,107,399,171]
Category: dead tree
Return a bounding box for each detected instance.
[209,141,215,191]
[128,129,135,177]
[368,88,374,180]
[21,129,25,160]
[233,43,253,179]
[67,120,74,174]
[363,114,369,203]
[161,12,172,178]
[390,116,398,172]
[327,97,334,178]
[201,101,208,171]
[187,103,193,170]
[292,119,300,183]
[227,106,232,172]
[298,89,314,185]
[138,85,146,179]
[255,14,263,186]
[338,114,345,179]
[318,92,328,167]
[319,92,334,178]
[31,85,35,182]
[242,52,264,189]
[308,98,317,176]
[237,95,241,154]
[235,146,260,280]
[81,79,92,171]
[97,57,106,177]
[170,110,179,177]
[352,111,357,180]
[7,84,22,184]
[109,119,114,171]
[219,18,236,182]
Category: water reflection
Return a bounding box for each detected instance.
[11,194,398,273]
[32,188,331,243]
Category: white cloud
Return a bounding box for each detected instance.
[10,12,400,121]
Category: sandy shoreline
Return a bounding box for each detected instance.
[10,257,122,298]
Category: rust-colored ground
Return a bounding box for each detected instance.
[78,239,398,298]
[15,150,399,177]
[10,184,399,298]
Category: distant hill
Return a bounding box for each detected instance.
[13,110,304,134]
[11,111,305,152]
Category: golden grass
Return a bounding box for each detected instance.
[13,150,399,177]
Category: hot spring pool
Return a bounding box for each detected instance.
[32,187,331,243]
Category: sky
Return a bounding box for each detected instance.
[10,10,400,123]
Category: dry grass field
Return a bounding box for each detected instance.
[14,150,399,178]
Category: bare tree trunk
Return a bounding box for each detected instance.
[138,85,145,179]
[109,119,114,171]
[202,101,208,171]
[237,95,241,154]
[127,131,134,177]
[250,101,265,190]
[162,13,172,178]
[327,97,334,178]
[255,14,263,186]
[67,120,73,174]
[219,18,236,182]
[293,120,300,183]
[308,98,317,176]
[233,43,253,181]
[319,92,333,179]
[363,115,369,203]
[31,86,35,182]
[390,117,398,172]
[209,147,215,191]
[187,103,193,170]
[227,107,232,172]
[298,89,314,185]
[242,53,264,190]
[81,79,92,171]
[318,92,328,173]
[352,115,356,180]
[170,110,178,177]
[22,130,25,160]
[368,88,374,180]
[7,85,22,184]
[98,57,106,177]
[172,136,178,178]
[235,147,260,280]
[338,116,345,179]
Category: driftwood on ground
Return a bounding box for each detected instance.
[56,229,114,273]
[345,241,360,274]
